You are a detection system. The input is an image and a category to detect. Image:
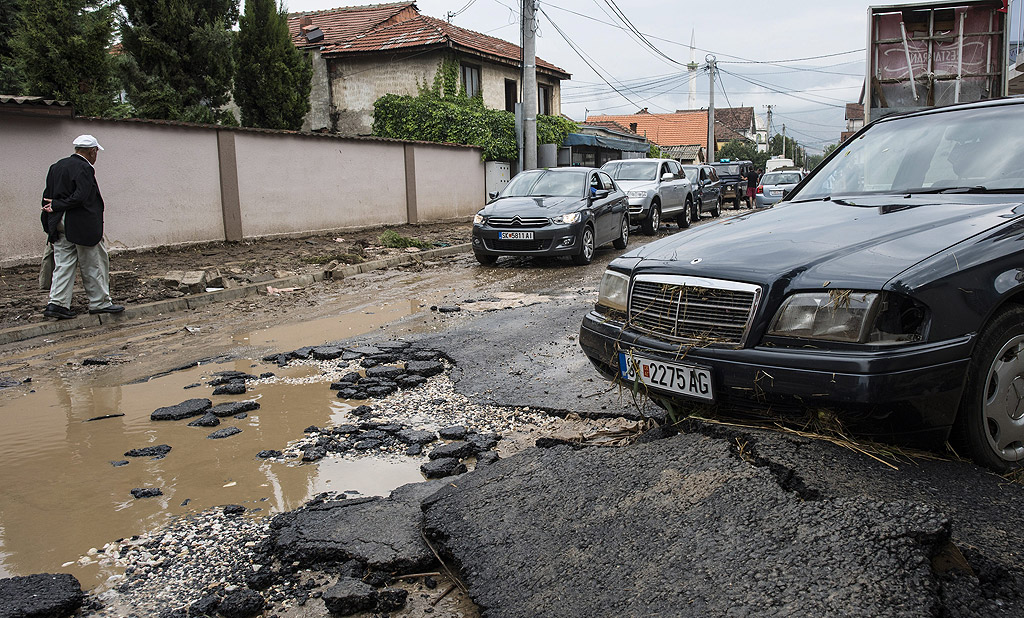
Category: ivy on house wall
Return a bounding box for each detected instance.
[372,57,576,161]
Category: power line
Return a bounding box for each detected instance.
[543,2,863,70]
[538,6,652,111]
[718,68,847,109]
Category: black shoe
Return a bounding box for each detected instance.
[43,303,76,320]
[89,304,125,315]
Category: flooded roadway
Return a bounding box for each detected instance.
[0,234,671,591]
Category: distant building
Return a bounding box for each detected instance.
[841,102,864,143]
[288,2,570,135]
[588,108,754,162]
[561,121,651,166]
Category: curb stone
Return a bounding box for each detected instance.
[0,243,471,346]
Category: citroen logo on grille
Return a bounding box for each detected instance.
[690,258,703,265]
[512,216,522,226]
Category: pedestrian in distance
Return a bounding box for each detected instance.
[745,166,759,208]
[40,134,124,319]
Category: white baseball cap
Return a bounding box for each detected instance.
[72,134,104,150]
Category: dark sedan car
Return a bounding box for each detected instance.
[580,97,1024,471]
[472,168,629,265]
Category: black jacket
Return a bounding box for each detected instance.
[41,153,104,246]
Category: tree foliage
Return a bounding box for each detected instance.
[372,58,576,161]
[717,140,769,170]
[11,0,116,115]
[768,133,804,166]
[0,0,24,93]
[119,0,238,124]
[233,0,311,130]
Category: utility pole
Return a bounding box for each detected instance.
[522,0,538,170]
[706,54,716,162]
[764,105,773,154]
[782,124,787,159]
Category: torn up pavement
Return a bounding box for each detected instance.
[419,426,1023,618]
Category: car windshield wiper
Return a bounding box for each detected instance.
[905,186,1024,195]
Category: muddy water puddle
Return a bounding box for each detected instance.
[0,359,424,589]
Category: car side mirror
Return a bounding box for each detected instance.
[592,189,610,199]
[661,172,674,181]
[488,191,499,200]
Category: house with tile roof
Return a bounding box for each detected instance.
[288,2,570,135]
[586,108,753,162]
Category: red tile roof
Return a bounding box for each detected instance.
[845,103,864,121]
[586,110,707,147]
[288,3,569,78]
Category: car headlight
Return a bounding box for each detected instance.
[769,291,879,343]
[473,213,485,224]
[597,270,630,313]
[627,190,649,199]
[768,291,927,344]
[553,212,582,224]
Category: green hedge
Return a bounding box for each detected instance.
[372,92,577,161]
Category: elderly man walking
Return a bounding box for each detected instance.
[40,134,123,319]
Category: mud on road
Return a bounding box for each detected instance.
[2,210,1022,618]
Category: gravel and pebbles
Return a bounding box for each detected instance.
[60,339,558,616]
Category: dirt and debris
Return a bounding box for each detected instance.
[0,222,469,330]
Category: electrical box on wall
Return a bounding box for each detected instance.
[484,161,510,198]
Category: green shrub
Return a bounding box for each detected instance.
[379,230,433,250]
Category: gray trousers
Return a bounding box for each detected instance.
[48,232,112,310]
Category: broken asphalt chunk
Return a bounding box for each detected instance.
[428,441,475,460]
[187,412,221,427]
[210,401,260,417]
[404,360,444,377]
[130,487,162,499]
[124,444,171,458]
[0,573,83,618]
[322,578,377,616]
[151,398,212,421]
[208,427,242,439]
[420,457,466,478]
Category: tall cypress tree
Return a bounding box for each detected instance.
[233,0,311,130]
[0,0,25,93]
[11,0,116,115]
[119,0,238,124]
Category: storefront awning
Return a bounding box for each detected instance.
[563,133,649,153]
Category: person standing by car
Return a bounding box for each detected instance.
[745,167,759,208]
[40,134,124,319]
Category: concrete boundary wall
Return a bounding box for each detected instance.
[0,115,484,266]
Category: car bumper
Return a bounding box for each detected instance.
[472,222,585,256]
[579,311,973,443]
[627,196,653,220]
[754,194,783,207]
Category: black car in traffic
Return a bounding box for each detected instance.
[472,168,629,265]
[580,97,1024,471]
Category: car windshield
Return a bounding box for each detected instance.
[796,105,1024,200]
[501,169,586,197]
[713,164,740,175]
[763,172,802,185]
[681,166,698,179]
[604,161,659,181]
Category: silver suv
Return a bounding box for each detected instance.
[602,159,695,234]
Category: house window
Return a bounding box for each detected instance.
[538,84,551,116]
[461,64,481,98]
[505,79,517,112]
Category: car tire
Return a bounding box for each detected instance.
[571,225,596,265]
[474,252,497,265]
[955,305,1024,471]
[733,195,741,209]
[613,216,629,249]
[711,197,721,218]
[677,198,693,229]
[641,202,660,236]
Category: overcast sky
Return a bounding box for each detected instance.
[281,0,1020,153]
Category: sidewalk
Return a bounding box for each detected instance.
[0,223,471,344]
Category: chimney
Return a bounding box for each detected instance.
[299,14,312,28]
